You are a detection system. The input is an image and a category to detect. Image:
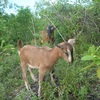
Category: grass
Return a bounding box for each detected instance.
[0,47,100,100]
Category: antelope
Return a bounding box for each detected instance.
[18,39,75,96]
[40,25,57,44]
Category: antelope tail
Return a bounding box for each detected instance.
[18,40,22,51]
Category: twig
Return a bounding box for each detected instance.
[87,16,99,33]
[28,17,37,45]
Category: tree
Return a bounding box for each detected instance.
[0,0,8,13]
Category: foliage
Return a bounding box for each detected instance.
[0,0,8,13]
[0,0,100,100]
[0,83,5,100]
[81,45,100,79]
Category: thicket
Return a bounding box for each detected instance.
[0,0,100,100]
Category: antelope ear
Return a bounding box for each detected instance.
[54,26,58,29]
[68,38,76,45]
[51,26,54,30]
[56,44,64,49]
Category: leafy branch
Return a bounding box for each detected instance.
[81,45,100,79]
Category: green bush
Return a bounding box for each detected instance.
[0,83,5,100]
[81,45,100,79]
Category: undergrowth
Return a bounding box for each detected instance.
[0,48,100,100]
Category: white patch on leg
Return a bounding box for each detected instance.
[28,64,39,69]
[25,81,29,90]
[50,72,54,82]
[38,81,41,97]
[28,67,37,82]
[50,72,56,86]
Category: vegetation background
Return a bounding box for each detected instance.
[0,0,100,100]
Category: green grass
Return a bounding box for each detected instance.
[0,48,100,100]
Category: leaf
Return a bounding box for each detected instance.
[1,40,5,48]
[97,67,100,79]
[4,44,14,48]
[96,46,100,52]
[96,62,100,66]
[80,63,95,72]
[88,45,96,55]
[95,58,100,65]
[81,55,94,61]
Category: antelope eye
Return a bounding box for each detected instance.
[65,52,69,56]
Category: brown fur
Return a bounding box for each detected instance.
[40,26,56,44]
[18,39,75,96]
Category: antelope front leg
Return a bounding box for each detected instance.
[50,69,56,86]
[28,67,37,82]
[21,62,31,90]
[38,68,47,97]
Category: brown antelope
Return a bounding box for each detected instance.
[18,39,75,96]
[40,25,57,44]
